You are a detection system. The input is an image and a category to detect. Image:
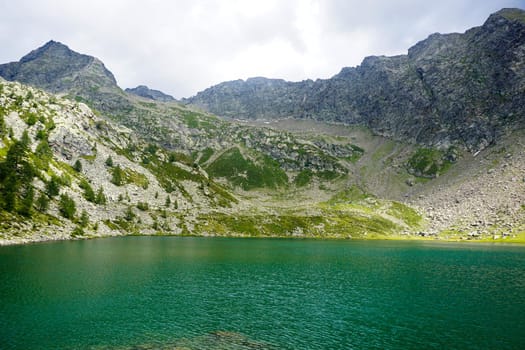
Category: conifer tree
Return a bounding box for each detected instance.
[0,136,32,212]
[21,130,30,147]
[59,194,76,219]
[111,165,123,186]
[0,114,5,137]
[124,206,135,221]
[73,159,82,172]
[46,176,60,197]
[95,187,107,205]
[79,210,89,228]
[36,193,49,212]
[19,186,34,217]
[35,140,53,170]
[79,179,95,202]
[2,175,18,212]
[5,139,27,172]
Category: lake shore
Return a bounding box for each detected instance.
[2,230,525,246]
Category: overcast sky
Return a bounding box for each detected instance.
[1,0,524,98]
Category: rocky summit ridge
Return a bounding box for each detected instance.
[0,40,117,94]
[0,40,134,116]
[186,8,525,154]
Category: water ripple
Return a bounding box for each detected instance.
[0,237,524,349]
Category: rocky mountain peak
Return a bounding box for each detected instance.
[0,40,117,93]
[19,40,76,63]
[490,8,525,24]
[475,8,524,41]
[125,85,175,102]
[0,40,131,115]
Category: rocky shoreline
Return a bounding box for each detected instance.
[2,229,524,247]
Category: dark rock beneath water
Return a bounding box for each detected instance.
[95,331,276,349]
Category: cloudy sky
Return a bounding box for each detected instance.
[1,0,524,98]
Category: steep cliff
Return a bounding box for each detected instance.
[186,8,525,153]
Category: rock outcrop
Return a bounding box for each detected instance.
[125,85,175,102]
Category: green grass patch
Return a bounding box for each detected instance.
[136,202,149,211]
[138,101,157,109]
[194,213,325,237]
[407,148,452,178]
[149,159,195,182]
[488,231,525,244]
[0,210,61,232]
[53,160,79,179]
[371,141,396,161]
[347,144,365,163]
[168,151,194,166]
[103,219,120,231]
[179,110,219,131]
[326,186,369,205]
[123,168,149,189]
[387,201,423,228]
[111,166,150,189]
[0,144,8,158]
[198,147,214,164]
[182,111,199,128]
[206,147,288,190]
[294,169,313,187]
[144,158,194,198]
[193,209,401,238]
[322,211,399,237]
[207,182,238,206]
[81,154,97,162]
[317,170,341,181]
[146,156,236,206]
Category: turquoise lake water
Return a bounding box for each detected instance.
[1,237,524,349]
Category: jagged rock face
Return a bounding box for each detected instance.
[125,85,175,102]
[0,41,117,92]
[184,77,311,120]
[186,8,525,153]
[0,40,131,115]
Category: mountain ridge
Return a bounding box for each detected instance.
[1,8,525,244]
[185,8,525,153]
[125,85,175,102]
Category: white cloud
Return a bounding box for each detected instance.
[0,0,523,98]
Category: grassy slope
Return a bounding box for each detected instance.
[3,81,522,244]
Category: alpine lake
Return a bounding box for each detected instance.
[1,237,524,349]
